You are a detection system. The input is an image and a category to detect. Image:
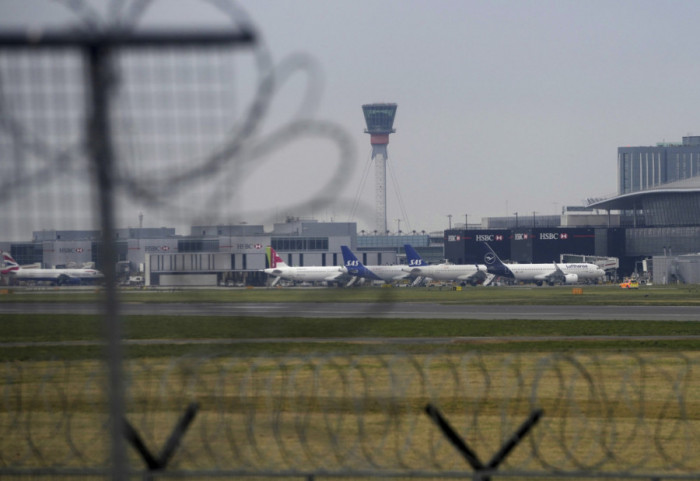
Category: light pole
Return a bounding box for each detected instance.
[464,213,468,231]
[532,211,537,227]
[513,212,518,228]
[447,214,452,229]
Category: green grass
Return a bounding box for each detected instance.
[2,314,698,360]
[3,283,700,305]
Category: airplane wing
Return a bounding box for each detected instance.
[324,270,348,282]
[534,264,563,282]
[390,273,410,281]
[455,270,486,282]
[403,267,423,276]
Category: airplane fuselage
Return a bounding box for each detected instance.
[360,265,409,283]
[263,266,346,283]
[409,263,487,282]
[505,263,604,283]
[8,268,104,284]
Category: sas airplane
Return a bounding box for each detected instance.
[403,244,488,285]
[340,245,411,284]
[1,251,104,285]
[263,247,347,286]
[479,243,605,286]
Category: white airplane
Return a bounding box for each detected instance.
[1,251,104,285]
[340,245,411,284]
[263,247,347,286]
[403,244,488,286]
[479,243,606,286]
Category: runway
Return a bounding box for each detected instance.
[2,302,700,321]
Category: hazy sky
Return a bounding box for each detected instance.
[3,0,700,236]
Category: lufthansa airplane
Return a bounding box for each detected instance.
[478,243,605,286]
[263,247,347,286]
[403,244,488,285]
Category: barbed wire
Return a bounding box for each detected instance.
[1,352,698,477]
[0,0,374,238]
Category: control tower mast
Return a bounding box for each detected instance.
[362,103,397,235]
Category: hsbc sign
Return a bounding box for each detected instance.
[145,245,172,252]
[475,234,504,242]
[539,232,569,240]
[447,235,462,242]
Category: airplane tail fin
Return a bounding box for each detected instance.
[477,243,514,278]
[340,246,382,281]
[266,247,288,269]
[1,251,20,275]
[404,244,428,267]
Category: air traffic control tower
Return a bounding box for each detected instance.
[362,103,397,235]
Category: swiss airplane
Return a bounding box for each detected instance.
[1,251,104,285]
[479,243,605,286]
[340,245,411,284]
[403,244,488,285]
[263,247,347,286]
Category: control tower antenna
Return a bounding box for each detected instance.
[362,103,397,235]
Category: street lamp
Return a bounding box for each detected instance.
[513,212,518,228]
[447,214,452,229]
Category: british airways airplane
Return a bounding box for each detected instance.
[1,251,104,285]
[478,243,605,286]
[403,244,487,285]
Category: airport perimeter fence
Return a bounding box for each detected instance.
[1,352,700,480]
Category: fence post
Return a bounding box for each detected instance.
[425,403,543,481]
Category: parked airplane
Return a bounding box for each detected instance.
[340,245,411,284]
[403,244,488,285]
[263,247,347,286]
[479,243,606,286]
[1,251,104,285]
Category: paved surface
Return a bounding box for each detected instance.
[2,302,700,321]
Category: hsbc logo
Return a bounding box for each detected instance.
[476,234,504,242]
[539,233,569,240]
[514,233,529,240]
[447,235,462,242]
[59,247,85,253]
[145,245,171,252]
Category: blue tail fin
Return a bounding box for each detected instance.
[477,243,514,278]
[404,244,428,267]
[340,246,382,281]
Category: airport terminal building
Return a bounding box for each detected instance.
[4,134,700,285]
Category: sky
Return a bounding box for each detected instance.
[3,0,700,238]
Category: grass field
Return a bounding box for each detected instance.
[2,285,699,475]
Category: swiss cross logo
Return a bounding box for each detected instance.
[560,233,568,239]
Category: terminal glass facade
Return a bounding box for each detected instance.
[272,237,328,251]
[619,137,700,194]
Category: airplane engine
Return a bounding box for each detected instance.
[563,274,579,284]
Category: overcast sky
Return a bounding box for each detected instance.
[3,0,700,237]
